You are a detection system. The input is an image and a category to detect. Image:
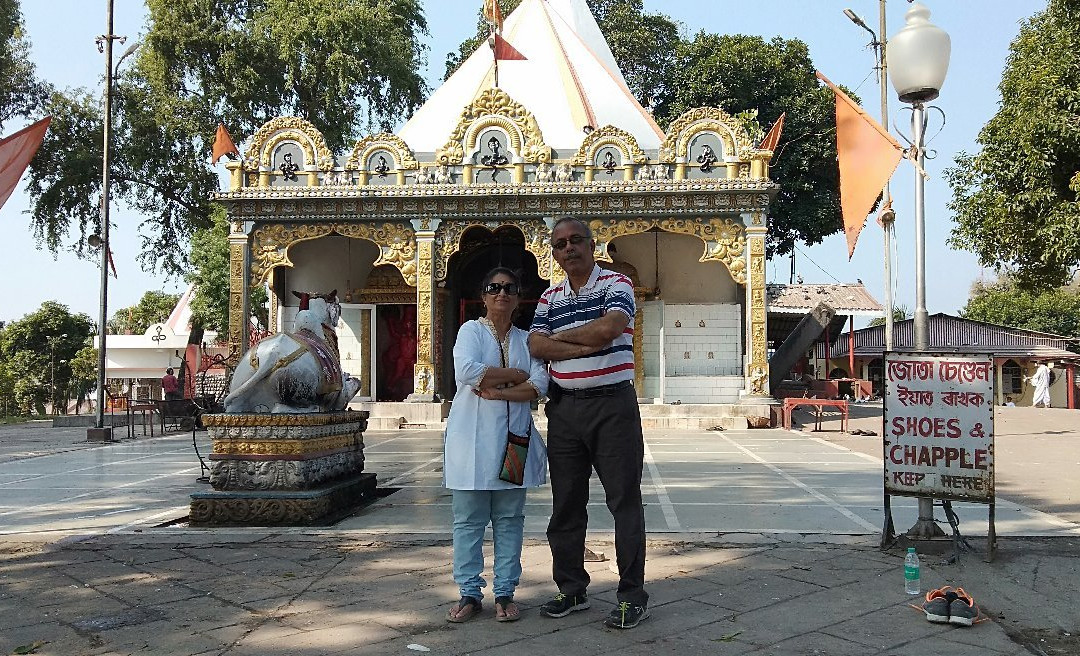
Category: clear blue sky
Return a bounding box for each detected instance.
[0,0,1046,325]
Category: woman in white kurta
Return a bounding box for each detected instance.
[444,268,549,623]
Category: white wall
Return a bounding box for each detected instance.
[610,232,739,303]
[639,301,744,403]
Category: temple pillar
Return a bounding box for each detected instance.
[268,273,280,335]
[744,213,770,398]
[228,221,253,365]
[408,218,440,402]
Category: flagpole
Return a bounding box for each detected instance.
[879,0,895,352]
[90,0,118,441]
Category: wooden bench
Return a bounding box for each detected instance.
[782,397,849,432]
[155,399,201,433]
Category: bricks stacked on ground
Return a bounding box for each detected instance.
[189,411,374,526]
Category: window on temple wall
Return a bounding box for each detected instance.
[1002,360,1023,394]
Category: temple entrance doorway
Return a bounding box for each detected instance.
[375,304,417,401]
[438,226,546,400]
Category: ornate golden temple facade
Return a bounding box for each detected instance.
[214,92,778,404]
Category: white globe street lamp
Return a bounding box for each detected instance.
[887,1,951,539]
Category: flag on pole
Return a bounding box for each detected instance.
[0,116,50,213]
[211,123,240,164]
[759,112,786,152]
[483,0,504,32]
[493,34,527,61]
[816,71,904,260]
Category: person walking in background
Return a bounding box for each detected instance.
[1027,361,1052,408]
[161,368,181,401]
[528,216,649,630]
[443,267,549,623]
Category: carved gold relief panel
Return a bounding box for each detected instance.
[434,219,552,281]
[244,117,335,171]
[659,107,755,164]
[587,217,748,284]
[250,222,417,286]
[436,88,551,165]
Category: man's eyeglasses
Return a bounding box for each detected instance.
[483,282,520,296]
[551,234,589,251]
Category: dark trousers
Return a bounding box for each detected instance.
[545,384,648,605]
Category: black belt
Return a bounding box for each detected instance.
[552,380,632,399]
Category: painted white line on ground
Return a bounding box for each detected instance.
[0,447,195,486]
[106,505,191,534]
[717,433,878,532]
[808,437,882,463]
[382,454,443,487]
[643,437,682,531]
[0,467,200,518]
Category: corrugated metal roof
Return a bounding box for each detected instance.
[817,313,1080,360]
[767,283,885,316]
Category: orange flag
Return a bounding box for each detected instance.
[0,116,50,213]
[759,112,786,152]
[211,123,240,164]
[817,71,903,259]
[483,0,504,32]
[493,34,526,61]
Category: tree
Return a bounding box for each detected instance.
[960,277,1080,343]
[444,0,679,107]
[108,291,181,335]
[867,304,911,328]
[947,0,1080,289]
[26,0,430,275]
[656,33,844,256]
[186,207,268,335]
[68,345,99,414]
[0,302,94,414]
[0,0,46,130]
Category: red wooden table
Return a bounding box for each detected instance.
[782,398,849,432]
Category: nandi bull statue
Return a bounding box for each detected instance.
[223,290,361,413]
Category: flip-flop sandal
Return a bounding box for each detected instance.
[494,596,521,622]
[446,596,482,623]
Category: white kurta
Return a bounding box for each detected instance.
[1031,364,1051,407]
[443,320,549,490]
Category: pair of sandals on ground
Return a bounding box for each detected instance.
[446,595,519,623]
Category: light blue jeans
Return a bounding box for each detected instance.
[451,488,528,600]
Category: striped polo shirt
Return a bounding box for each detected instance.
[530,264,635,389]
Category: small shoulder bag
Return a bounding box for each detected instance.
[499,400,531,485]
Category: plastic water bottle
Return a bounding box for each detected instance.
[904,547,921,595]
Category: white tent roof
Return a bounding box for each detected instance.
[399,0,663,154]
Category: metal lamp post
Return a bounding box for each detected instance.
[887,1,951,538]
[89,1,137,441]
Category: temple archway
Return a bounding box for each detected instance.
[437,225,544,400]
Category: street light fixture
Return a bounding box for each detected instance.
[89,0,134,442]
[887,1,952,539]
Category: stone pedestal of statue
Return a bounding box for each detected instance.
[189,411,374,526]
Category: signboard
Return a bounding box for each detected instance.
[883,352,995,503]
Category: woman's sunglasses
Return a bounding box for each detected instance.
[483,282,520,296]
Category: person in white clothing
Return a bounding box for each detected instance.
[443,267,549,623]
[1028,361,1052,408]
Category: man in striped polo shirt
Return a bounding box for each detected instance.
[529,216,648,629]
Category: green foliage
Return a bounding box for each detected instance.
[867,304,911,328]
[186,206,267,334]
[656,33,843,256]
[108,291,181,335]
[0,0,45,129]
[947,0,1080,289]
[960,278,1080,341]
[0,302,95,414]
[68,345,99,414]
[26,0,429,275]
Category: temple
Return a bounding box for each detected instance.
[213,0,778,411]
